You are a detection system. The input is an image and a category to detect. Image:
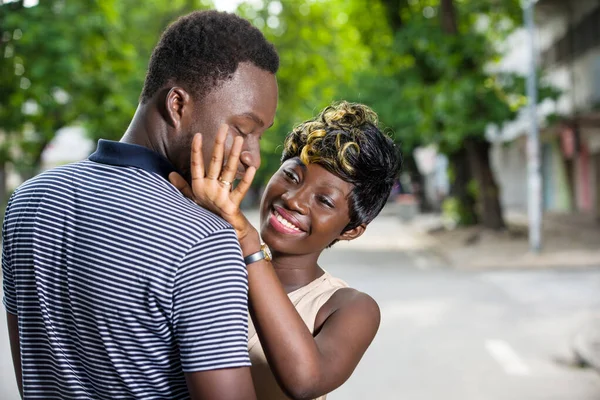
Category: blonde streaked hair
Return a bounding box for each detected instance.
[281,101,400,233]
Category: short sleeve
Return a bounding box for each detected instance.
[2,197,17,315]
[172,227,251,372]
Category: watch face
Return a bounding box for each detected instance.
[261,243,272,261]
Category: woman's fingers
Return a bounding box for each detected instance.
[169,172,196,201]
[186,124,252,211]
[231,166,256,206]
[190,133,205,184]
[219,135,244,187]
[205,124,228,181]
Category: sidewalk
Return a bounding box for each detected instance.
[367,204,600,270]
[437,209,600,270]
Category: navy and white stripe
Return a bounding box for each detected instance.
[2,140,251,399]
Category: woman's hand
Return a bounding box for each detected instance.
[168,124,258,242]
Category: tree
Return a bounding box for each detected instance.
[0,0,212,206]
[341,0,559,229]
[236,0,377,186]
[83,0,213,144]
[0,0,139,202]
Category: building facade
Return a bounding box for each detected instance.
[491,0,600,221]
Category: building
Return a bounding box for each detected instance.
[490,0,600,221]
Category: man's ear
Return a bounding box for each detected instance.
[338,224,366,242]
[165,87,191,129]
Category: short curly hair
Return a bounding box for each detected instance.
[140,10,279,103]
[282,101,401,233]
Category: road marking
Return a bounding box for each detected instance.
[485,339,531,376]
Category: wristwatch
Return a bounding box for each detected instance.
[244,243,272,265]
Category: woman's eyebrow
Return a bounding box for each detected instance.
[291,158,307,170]
[319,183,344,195]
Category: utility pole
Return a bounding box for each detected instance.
[524,0,542,252]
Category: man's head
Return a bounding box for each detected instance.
[141,10,279,180]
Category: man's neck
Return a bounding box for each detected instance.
[120,103,168,159]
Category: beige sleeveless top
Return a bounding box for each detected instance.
[248,272,349,400]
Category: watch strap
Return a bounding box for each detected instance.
[244,250,265,265]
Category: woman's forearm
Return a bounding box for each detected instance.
[240,236,323,399]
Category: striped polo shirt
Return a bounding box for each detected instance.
[2,140,251,399]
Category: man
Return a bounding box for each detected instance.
[2,10,278,399]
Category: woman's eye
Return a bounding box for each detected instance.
[318,196,334,208]
[283,170,298,183]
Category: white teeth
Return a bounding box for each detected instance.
[274,210,301,231]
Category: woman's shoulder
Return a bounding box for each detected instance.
[327,287,380,316]
[313,284,380,334]
[319,272,377,310]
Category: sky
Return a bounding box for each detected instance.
[4,0,39,6]
[213,0,244,12]
[4,0,246,11]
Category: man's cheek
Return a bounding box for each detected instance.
[224,130,236,149]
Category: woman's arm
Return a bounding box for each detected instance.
[242,232,380,399]
[169,126,380,399]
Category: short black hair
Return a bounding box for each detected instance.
[282,101,402,234]
[140,10,279,103]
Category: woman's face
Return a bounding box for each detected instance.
[260,158,360,256]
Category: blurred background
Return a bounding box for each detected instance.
[1,0,600,399]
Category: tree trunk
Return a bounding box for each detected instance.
[464,138,506,230]
[440,0,504,230]
[380,0,409,31]
[441,0,478,225]
[440,0,458,34]
[448,148,478,225]
[404,153,432,212]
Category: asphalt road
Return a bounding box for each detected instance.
[320,248,600,400]
[1,214,600,399]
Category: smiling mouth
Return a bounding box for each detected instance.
[270,208,305,234]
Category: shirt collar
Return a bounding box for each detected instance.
[88,140,176,180]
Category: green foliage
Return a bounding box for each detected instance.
[83,0,213,143]
[0,0,561,201]
[467,178,479,199]
[237,0,378,184]
[442,195,477,227]
[340,0,559,156]
[1,0,134,173]
[0,0,211,177]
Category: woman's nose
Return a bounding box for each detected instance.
[282,187,309,215]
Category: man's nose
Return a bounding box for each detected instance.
[239,141,261,170]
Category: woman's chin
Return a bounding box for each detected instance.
[261,230,297,256]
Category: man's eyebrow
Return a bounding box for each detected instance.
[242,112,270,128]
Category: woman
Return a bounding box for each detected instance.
[171,102,401,399]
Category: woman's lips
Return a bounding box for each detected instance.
[274,206,306,230]
[268,209,305,235]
